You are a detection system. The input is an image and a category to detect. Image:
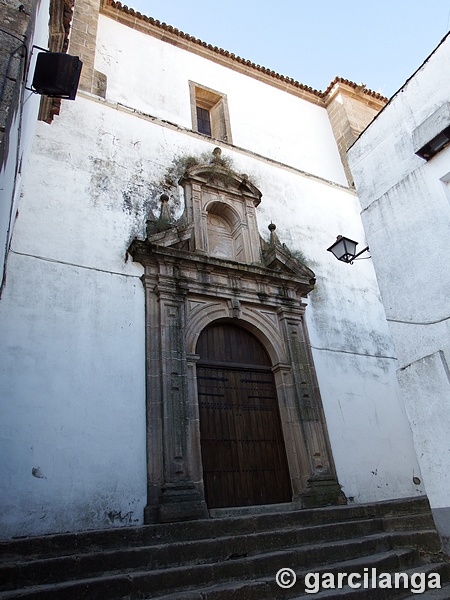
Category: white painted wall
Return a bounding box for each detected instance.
[0,84,423,537]
[0,99,148,538]
[0,254,147,537]
[0,12,425,538]
[95,15,348,187]
[230,151,423,504]
[348,33,450,547]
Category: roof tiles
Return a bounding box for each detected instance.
[105,0,388,103]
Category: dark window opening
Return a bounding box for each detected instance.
[197,106,212,136]
[416,125,450,160]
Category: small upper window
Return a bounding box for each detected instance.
[189,82,232,143]
[196,106,212,136]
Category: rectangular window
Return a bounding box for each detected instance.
[189,82,232,143]
[196,106,212,136]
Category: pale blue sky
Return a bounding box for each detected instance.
[123,0,450,98]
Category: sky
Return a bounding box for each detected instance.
[123,0,450,98]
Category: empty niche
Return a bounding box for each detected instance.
[206,202,245,261]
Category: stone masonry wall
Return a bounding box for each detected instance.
[325,83,385,185]
[0,0,35,168]
[69,0,106,96]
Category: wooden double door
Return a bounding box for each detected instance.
[196,323,292,509]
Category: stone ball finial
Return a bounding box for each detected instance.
[160,194,169,203]
[268,222,276,232]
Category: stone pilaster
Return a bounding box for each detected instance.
[143,268,207,523]
[324,81,386,186]
[68,0,106,95]
[0,0,33,167]
[277,303,344,506]
[141,273,164,523]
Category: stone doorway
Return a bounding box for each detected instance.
[196,323,292,508]
[128,149,345,523]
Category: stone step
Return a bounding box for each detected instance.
[0,496,432,563]
[150,550,450,600]
[0,496,442,600]
[0,518,410,590]
[401,584,450,599]
[289,562,450,599]
[0,546,418,600]
[0,531,440,599]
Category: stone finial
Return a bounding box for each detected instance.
[146,194,173,237]
[159,194,171,222]
[268,222,281,247]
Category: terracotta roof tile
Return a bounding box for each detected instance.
[105,0,387,103]
[323,76,388,102]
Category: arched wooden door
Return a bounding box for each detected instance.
[196,323,292,508]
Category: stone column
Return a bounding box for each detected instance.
[186,353,206,498]
[272,361,310,501]
[243,197,261,263]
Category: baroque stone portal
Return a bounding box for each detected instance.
[128,149,344,523]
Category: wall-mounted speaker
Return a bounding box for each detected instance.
[32,52,82,100]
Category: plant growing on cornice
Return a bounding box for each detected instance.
[288,247,308,265]
[157,148,255,197]
[147,149,258,232]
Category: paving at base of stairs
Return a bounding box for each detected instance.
[1,496,449,599]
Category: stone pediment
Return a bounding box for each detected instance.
[146,223,193,248]
[262,238,315,282]
[139,149,315,294]
[261,223,315,284]
[181,163,262,206]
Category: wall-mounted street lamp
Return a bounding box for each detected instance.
[327,235,370,264]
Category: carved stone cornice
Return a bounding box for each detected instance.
[129,240,315,300]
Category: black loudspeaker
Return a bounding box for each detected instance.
[32,52,83,100]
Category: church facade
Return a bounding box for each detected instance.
[0,0,425,539]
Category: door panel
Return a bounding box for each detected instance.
[196,324,291,508]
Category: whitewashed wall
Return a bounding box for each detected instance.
[348,33,450,548]
[0,0,50,289]
[95,15,348,187]
[0,11,424,538]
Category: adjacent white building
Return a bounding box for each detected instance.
[0,0,426,539]
[348,31,450,550]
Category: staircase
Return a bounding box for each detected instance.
[0,496,449,599]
